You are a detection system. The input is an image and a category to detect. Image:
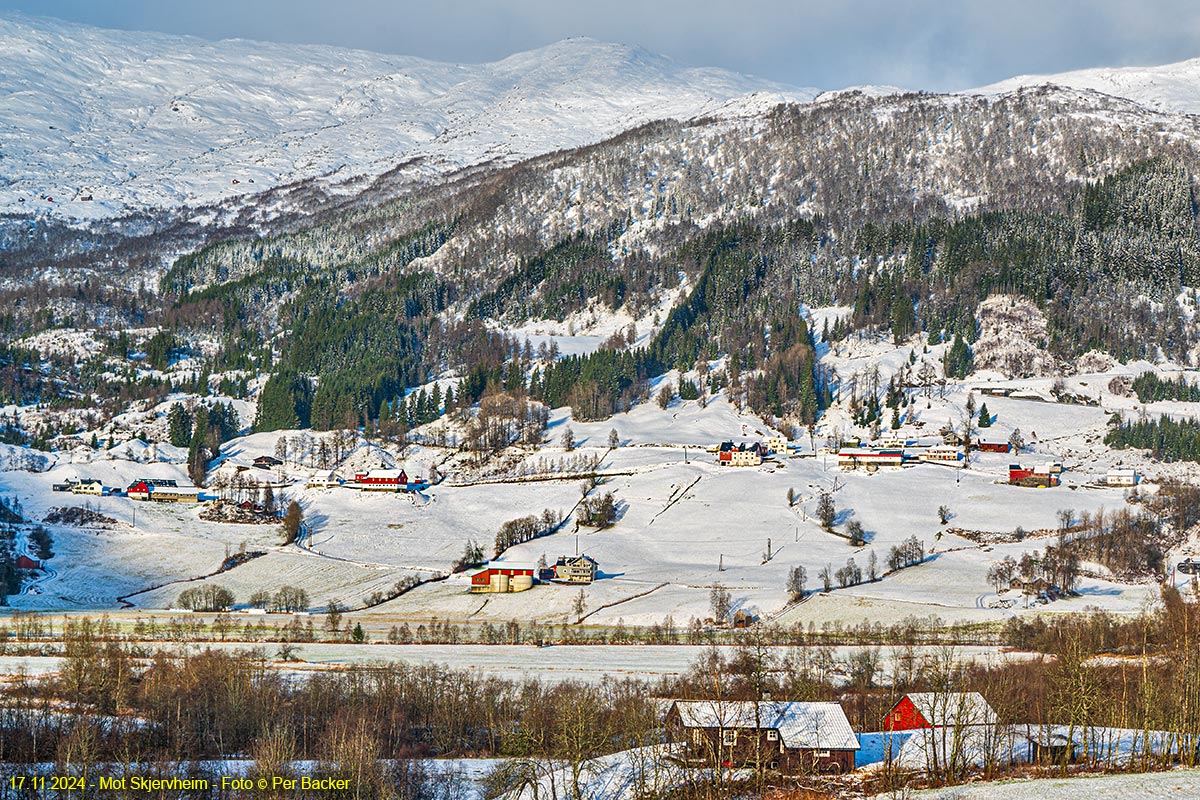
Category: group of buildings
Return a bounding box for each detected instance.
[713,435,789,467]
[835,439,1004,470]
[467,554,599,593]
[667,691,997,775]
[668,690,1121,775]
[52,476,215,503]
[304,467,427,493]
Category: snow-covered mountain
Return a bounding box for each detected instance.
[0,14,813,221]
[970,56,1200,116]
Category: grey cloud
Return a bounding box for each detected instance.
[2,0,1199,91]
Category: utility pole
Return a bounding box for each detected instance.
[766,538,772,561]
[719,553,724,572]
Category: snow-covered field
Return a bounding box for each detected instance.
[874,768,1200,799]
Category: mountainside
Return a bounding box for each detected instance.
[971,56,1200,115]
[0,13,811,221]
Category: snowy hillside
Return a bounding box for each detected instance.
[971,56,1200,115]
[0,13,812,220]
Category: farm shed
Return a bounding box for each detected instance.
[150,487,202,503]
[469,561,536,593]
[667,700,858,774]
[837,447,904,468]
[882,692,997,731]
[977,440,1011,453]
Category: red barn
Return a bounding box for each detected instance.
[469,561,536,593]
[883,692,996,730]
[127,480,152,500]
[351,469,408,490]
[1008,464,1034,483]
[15,556,41,571]
[978,440,1010,453]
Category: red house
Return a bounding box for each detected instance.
[978,440,1011,453]
[883,692,996,730]
[15,556,41,571]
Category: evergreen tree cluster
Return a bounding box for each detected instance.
[1106,414,1200,463]
[1132,372,1200,404]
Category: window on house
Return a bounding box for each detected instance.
[766,729,779,741]
[722,730,737,746]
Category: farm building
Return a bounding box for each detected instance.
[1024,729,1079,764]
[882,692,997,731]
[763,435,789,454]
[1010,575,1050,595]
[667,700,858,774]
[469,561,536,593]
[253,455,283,469]
[977,440,1011,453]
[15,556,41,571]
[918,446,963,464]
[717,442,764,466]
[1105,468,1140,487]
[732,609,757,628]
[150,487,202,503]
[552,554,598,584]
[1009,464,1061,487]
[137,478,178,487]
[348,469,408,491]
[837,447,904,469]
[126,481,152,501]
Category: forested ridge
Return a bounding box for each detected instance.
[4,86,1200,441]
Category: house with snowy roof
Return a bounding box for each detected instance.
[667,699,858,774]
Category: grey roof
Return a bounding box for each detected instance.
[671,700,858,751]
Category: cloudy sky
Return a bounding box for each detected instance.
[3,0,1199,91]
